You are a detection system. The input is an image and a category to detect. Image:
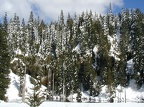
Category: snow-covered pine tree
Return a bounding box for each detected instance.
[118,8,129,87]
[20,18,26,53]
[66,13,73,49]
[98,16,109,86]
[0,20,10,101]
[133,9,144,88]
[7,13,20,59]
[102,13,116,97]
[71,59,78,95]
[28,11,36,56]
[26,77,46,107]
[84,54,96,96]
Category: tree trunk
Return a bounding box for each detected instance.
[22,66,26,102]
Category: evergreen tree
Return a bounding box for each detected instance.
[28,11,36,55]
[133,9,144,88]
[3,12,8,30]
[117,9,130,86]
[26,77,46,107]
[0,23,10,101]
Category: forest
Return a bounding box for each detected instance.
[0,5,144,102]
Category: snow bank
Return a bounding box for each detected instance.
[6,70,46,102]
[40,102,144,107]
[115,80,144,102]
[0,102,144,107]
[6,70,21,102]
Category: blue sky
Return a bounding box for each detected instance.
[114,0,144,14]
[0,0,144,23]
[124,0,144,12]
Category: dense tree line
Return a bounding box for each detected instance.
[0,7,144,101]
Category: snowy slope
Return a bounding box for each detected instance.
[5,63,144,103]
[6,70,21,102]
[112,80,144,102]
[67,81,144,103]
[6,70,47,102]
[1,70,144,107]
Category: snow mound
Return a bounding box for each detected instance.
[6,70,46,102]
[6,70,21,102]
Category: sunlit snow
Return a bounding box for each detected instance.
[0,67,143,107]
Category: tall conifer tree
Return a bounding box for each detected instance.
[0,19,10,100]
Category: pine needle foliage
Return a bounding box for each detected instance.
[26,77,45,107]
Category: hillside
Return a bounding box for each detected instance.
[0,6,144,103]
[5,70,144,103]
[6,70,47,102]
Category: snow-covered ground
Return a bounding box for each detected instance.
[2,68,144,106]
[6,70,144,103]
[6,70,47,102]
[0,102,144,107]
